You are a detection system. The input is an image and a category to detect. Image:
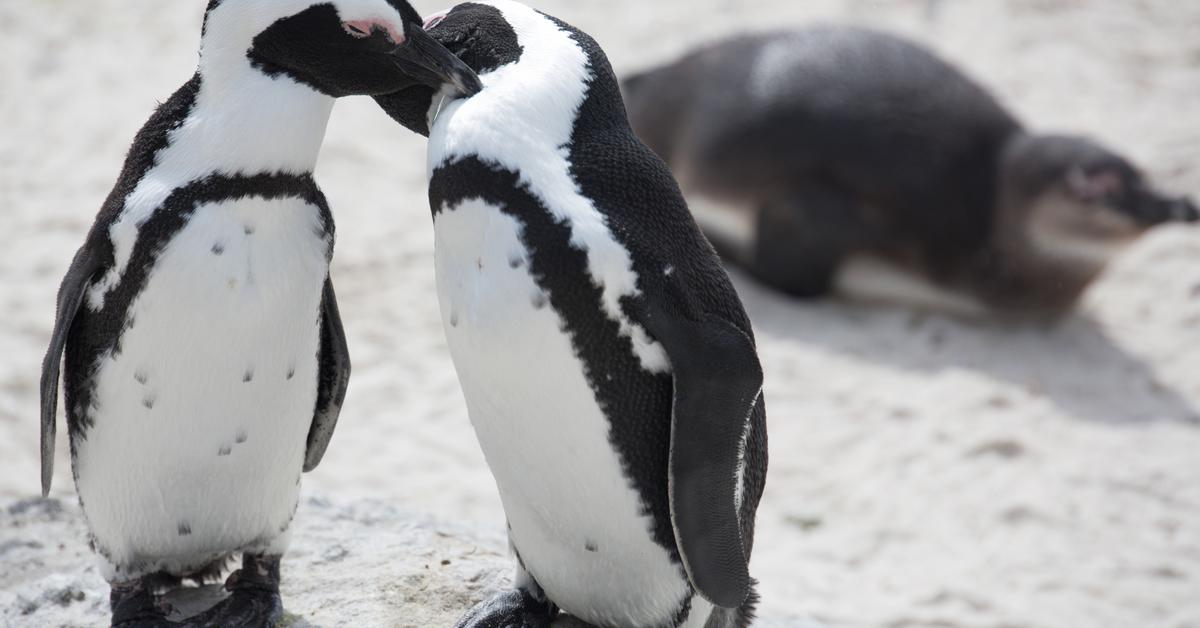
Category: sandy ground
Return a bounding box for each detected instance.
[2,0,1199,626]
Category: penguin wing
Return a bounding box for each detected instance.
[304,277,351,472]
[40,243,104,497]
[638,295,762,608]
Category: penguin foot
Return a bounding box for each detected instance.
[454,588,557,628]
[110,579,173,627]
[184,554,283,628]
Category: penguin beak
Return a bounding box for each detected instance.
[391,26,482,97]
[1173,196,1199,222]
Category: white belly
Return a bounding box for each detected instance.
[434,198,691,627]
[73,195,329,580]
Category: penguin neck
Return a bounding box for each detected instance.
[431,40,627,167]
[434,7,601,136]
[181,49,335,177]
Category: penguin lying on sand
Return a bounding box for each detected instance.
[41,1,479,626]
[375,2,768,627]
[623,27,1199,318]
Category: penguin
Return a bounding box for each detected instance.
[622,27,1199,318]
[40,2,479,626]
[374,3,767,627]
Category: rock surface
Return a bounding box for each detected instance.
[1,496,512,628]
[0,496,815,627]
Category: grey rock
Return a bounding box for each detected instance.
[0,495,511,627]
[0,496,810,627]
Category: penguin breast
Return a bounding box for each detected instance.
[432,196,692,627]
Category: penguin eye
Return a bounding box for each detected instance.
[343,22,370,38]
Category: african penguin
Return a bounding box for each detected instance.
[375,3,767,627]
[622,27,1199,318]
[40,1,479,626]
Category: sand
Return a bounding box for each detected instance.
[1,0,1198,626]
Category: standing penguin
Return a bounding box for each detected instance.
[376,2,767,627]
[623,27,1199,317]
[41,1,479,626]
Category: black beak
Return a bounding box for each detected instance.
[1128,191,1200,226]
[1173,196,1199,223]
[392,26,482,97]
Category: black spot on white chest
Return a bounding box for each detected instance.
[70,194,331,565]
[87,194,330,438]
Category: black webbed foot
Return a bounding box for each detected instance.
[182,554,283,628]
[454,588,557,628]
[110,579,174,627]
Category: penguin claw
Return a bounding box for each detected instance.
[454,589,557,628]
[223,568,243,591]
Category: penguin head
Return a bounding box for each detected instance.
[373,1,530,135]
[200,0,481,98]
[1001,134,1197,260]
[416,3,526,75]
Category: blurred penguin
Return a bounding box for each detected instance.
[623,27,1198,318]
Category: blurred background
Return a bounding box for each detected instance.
[1,1,1198,626]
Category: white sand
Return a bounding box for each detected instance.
[1,1,1198,626]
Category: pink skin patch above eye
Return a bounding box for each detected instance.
[341,19,406,45]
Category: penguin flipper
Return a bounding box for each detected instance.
[639,299,761,608]
[303,277,351,472]
[40,243,104,497]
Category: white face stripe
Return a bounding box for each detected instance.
[428,0,670,373]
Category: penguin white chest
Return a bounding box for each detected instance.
[73,195,329,579]
[433,198,689,627]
